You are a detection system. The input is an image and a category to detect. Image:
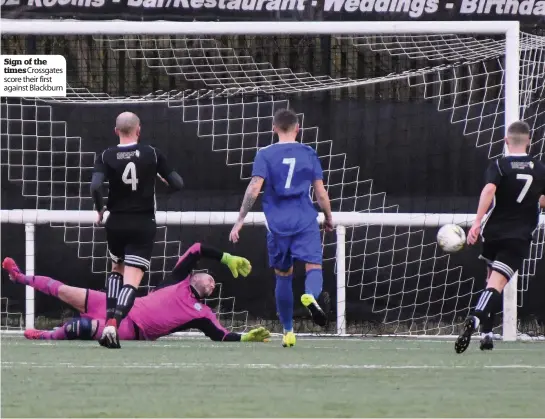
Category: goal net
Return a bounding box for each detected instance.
[1,21,544,339]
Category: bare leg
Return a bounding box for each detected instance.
[112,261,124,276]
[486,271,508,292]
[274,267,294,276]
[122,265,144,288]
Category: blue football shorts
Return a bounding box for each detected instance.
[266,221,322,271]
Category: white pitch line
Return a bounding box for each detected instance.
[2,361,545,370]
[0,336,460,344]
[2,341,541,352]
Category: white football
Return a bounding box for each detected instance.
[437,224,466,253]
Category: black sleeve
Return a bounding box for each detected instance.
[93,152,107,175]
[165,171,184,191]
[200,244,224,261]
[180,318,241,342]
[222,332,242,342]
[154,147,184,191]
[539,163,545,195]
[156,243,225,289]
[485,160,502,186]
[90,152,107,211]
[90,172,105,211]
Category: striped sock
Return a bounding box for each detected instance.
[473,287,501,326]
[113,285,137,326]
[106,272,123,321]
[481,312,495,334]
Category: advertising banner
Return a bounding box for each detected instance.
[1,0,544,24]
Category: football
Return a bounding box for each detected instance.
[437,224,466,253]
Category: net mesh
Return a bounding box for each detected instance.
[1,297,23,331]
[1,29,544,337]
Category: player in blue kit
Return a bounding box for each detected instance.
[230,108,333,347]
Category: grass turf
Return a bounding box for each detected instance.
[2,336,545,417]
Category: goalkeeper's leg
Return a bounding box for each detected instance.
[24,317,99,340]
[25,317,139,341]
[2,257,87,313]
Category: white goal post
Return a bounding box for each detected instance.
[0,20,525,340]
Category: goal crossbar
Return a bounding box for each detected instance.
[0,209,487,226]
[0,20,520,36]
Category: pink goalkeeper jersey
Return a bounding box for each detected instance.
[127,244,228,341]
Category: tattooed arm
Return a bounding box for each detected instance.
[229,176,264,243]
[239,177,264,220]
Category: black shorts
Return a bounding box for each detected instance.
[479,239,530,280]
[105,213,156,272]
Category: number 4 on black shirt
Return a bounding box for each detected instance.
[89,112,183,349]
[92,143,183,215]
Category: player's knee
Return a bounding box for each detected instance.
[305,263,321,272]
[275,267,293,276]
[123,265,146,287]
[111,263,124,275]
[109,251,124,269]
[487,271,508,292]
[63,318,97,340]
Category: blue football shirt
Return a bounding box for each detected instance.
[252,142,323,236]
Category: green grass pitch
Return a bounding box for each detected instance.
[2,336,545,417]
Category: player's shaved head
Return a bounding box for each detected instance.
[190,272,216,298]
[273,108,299,134]
[115,112,140,136]
[506,120,530,147]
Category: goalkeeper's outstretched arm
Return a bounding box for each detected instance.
[185,318,270,343]
[156,242,252,290]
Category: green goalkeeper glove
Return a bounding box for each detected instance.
[241,327,271,342]
[221,253,252,278]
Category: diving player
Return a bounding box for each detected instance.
[2,243,270,343]
[229,108,333,348]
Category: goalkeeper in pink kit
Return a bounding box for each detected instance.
[2,243,270,344]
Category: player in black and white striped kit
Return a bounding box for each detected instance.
[456,120,545,353]
[91,112,184,348]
